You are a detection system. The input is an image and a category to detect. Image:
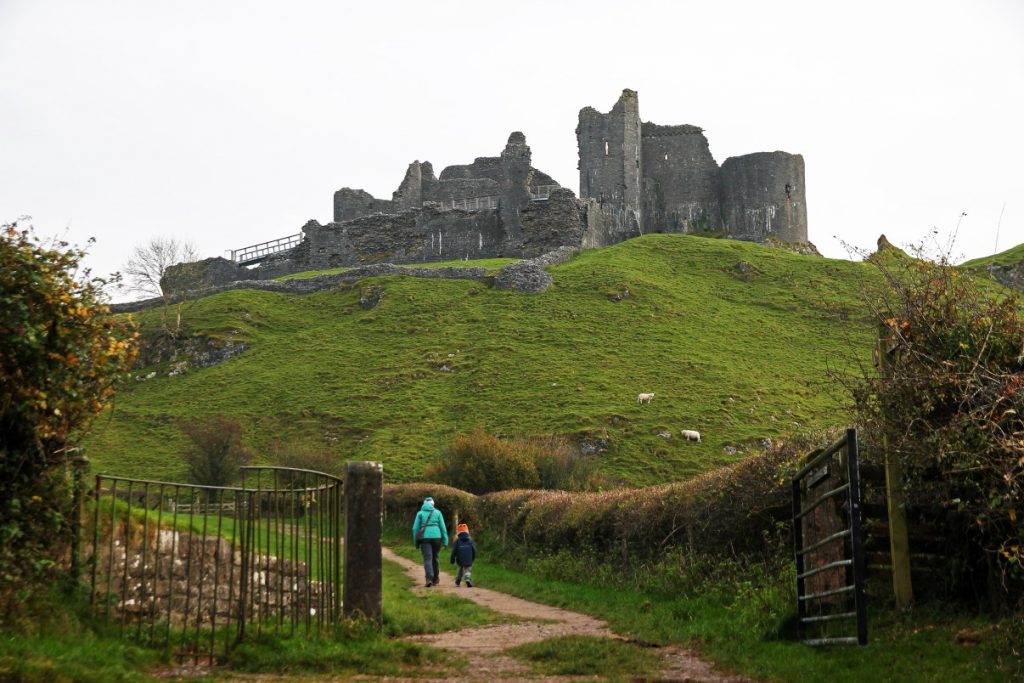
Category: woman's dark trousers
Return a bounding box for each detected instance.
[420,539,442,584]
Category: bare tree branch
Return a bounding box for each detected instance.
[122,236,200,298]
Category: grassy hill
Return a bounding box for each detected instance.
[87,234,878,485]
[961,241,1024,269]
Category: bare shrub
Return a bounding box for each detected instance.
[425,427,539,494]
[179,416,253,487]
[425,428,598,494]
[268,437,343,478]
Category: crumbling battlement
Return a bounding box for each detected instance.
[333,132,558,226]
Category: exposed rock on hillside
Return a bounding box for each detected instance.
[494,247,577,293]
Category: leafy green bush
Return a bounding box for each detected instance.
[0,222,137,618]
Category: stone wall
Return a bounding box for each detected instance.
[719,152,807,243]
[332,133,559,226]
[640,122,721,232]
[93,528,323,629]
[302,206,507,270]
[159,257,253,295]
[333,188,396,223]
[576,89,643,234]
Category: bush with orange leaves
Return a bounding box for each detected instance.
[848,247,1024,605]
[0,221,137,617]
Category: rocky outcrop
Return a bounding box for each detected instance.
[494,247,577,293]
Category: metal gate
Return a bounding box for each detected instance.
[791,428,868,646]
[86,466,342,664]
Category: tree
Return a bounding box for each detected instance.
[179,417,253,488]
[0,220,138,615]
[122,236,200,298]
[122,236,201,338]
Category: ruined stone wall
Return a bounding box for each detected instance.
[160,257,253,295]
[640,123,721,233]
[577,89,643,233]
[520,188,588,257]
[719,152,807,243]
[302,207,506,270]
[333,188,396,223]
[498,132,533,248]
[93,528,322,629]
[439,156,506,183]
[392,161,435,211]
[426,178,500,202]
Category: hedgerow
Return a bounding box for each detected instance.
[385,433,837,562]
[844,246,1024,604]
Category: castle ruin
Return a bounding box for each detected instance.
[165,89,808,290]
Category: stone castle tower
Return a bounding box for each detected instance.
[577,89,807,243]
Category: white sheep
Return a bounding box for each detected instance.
[637,392,655,405]
[680,429,701,442]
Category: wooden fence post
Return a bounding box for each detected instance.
[878,324,914,608]
[343,461,383,625]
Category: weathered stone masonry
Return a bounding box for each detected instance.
[578,89,807,243]
[161,88,808,294]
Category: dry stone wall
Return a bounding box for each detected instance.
[93,528,323,629]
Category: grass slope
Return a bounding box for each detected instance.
[88,235,876,485]
[961,241,1024,269]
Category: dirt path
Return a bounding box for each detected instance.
[382,547,748,682]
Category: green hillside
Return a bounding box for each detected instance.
[88,235,877,485]
[961,242,1024,269]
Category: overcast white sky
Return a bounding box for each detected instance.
[2,0,1023,294]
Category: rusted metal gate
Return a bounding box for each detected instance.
[86,466,342,664]
[791,429,868,646]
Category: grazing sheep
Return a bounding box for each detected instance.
[637,392,655,405]
[680,429,701,442]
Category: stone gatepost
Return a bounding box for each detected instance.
[343,461,383,624]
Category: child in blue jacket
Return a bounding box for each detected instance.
[449,523,477,587]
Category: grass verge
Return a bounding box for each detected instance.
[384,526,1022,682]
[509,635,660,678]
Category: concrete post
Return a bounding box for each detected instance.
[343,461,383,624]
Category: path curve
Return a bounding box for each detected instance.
[382,547,748,682]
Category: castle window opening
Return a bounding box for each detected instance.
[604,140,609,156]
[664,153,669,161]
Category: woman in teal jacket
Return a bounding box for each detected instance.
[411,496,448,586]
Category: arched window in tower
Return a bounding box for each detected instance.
[604,140,609,156]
